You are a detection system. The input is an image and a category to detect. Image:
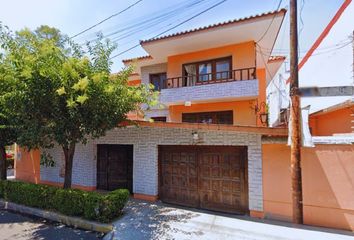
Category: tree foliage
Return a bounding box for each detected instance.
[0,30,18,180]
[0,25,156,187]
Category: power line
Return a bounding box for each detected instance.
[109,0,228,60]
[83,0,208,44]
[298,0,305,53]
[310,40,353,57]
[256,0,284,43]
[257,37,353,54]
[257,43,289,100]
[110,0,209,43]
[298,0,305,37]
[70,0,144,40]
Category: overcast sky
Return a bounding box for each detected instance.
[0,0,343,72]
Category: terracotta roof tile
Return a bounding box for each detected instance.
[268,55,286,62]
[122,55,152,63]
[140,9,287,45]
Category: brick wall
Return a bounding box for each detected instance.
[40,143,97,187]
[41,126,263,211]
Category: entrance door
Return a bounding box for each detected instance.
[97,144,133,192]
[159,146,248,214]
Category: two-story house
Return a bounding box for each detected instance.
[15,9,287,219]
[125,10,286,127]
[14,4,354,231]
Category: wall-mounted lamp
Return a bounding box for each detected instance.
[185,101,192,107]
[192,131,199,140]
[259,112,268,125]
[252,101,269,126]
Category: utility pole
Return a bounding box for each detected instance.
[351,30,354,83]
[290,0,303,224]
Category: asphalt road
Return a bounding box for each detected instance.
[0,210,100,240]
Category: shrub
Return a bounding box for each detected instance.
[0,180,129,223]
[97,189,130,223]
[52,188,86,216]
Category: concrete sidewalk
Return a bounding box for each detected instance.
[105,199,354,240]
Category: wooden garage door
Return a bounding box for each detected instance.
[159,146,248,214]
[97,144,133,192]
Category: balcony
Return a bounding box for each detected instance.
[162,67,256,89]
[159,67,259,105]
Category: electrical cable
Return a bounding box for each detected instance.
[109,0,228,60]
[80,0,209,44]
[256,0,284,43]
[70,0,144,39]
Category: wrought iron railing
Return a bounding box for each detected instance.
[161,67,256,89]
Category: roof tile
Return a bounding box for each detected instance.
[140,8,287,44]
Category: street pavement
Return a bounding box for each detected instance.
[0,210,100,240]
[1,198,353,240]
[106,199,354,240]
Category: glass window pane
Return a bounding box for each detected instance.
[198,63,212,81]
[184,64,197,86]
[216,60,230,80]
[182,111,233,125]
[199,113,213,124]
[150,73,166,91]
[216,111,233,124]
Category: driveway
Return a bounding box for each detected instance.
[0,210,99,240]
[105,199,354,240]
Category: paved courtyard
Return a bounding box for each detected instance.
[0,210,99,240]
[106,199,354,240]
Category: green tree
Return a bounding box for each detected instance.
[0,51,17,180]
[0,25,156,188]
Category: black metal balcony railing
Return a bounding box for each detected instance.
[161,67,256,89]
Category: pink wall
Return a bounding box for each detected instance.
[310,107,353,136]
[263,144,354,231]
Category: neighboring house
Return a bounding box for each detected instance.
[309,98,354,136]
[14,7,354,231]
[268,0,354,127]
[262,0,354,231]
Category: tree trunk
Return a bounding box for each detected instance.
[63,143,76,189]
[0,146,7,180]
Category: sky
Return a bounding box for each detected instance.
[0,0,344,72]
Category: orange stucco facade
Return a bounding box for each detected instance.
[167,41,256,78]
[163,41,266,126]
[128,79,141,86]
[14,146,40,184]
[309,107,353,136]
[263,143,354,231]
[167,67,266,126]
[169,100,257,126]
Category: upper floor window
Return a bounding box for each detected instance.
[183,57,232,86]
[182,110,233,125]
[151,116,167,122]
[150,73,167,91]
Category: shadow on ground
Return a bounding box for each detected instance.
[105,199,203,240]
[0,210,99,240]
[105,199,354,240]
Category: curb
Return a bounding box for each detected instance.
[0,200,113,233]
